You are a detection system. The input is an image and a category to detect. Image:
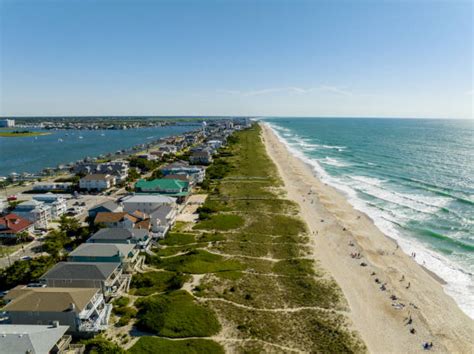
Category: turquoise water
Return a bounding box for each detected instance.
[263,118,474,318]
[0,125,193,176]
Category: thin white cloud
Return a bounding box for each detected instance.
[466,90,473,96]
[218,85,353,97]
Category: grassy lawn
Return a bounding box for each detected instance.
[135,290,221,338]
[129,337,224,354]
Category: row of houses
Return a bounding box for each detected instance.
[1,195,182,341]
[0,119,250,353]
[0,195,69,235]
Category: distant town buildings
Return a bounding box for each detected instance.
[79,174,116,192]
[0,119,15,128]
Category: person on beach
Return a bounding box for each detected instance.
[406,282,411,289]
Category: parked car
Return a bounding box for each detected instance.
[20,256,32,261]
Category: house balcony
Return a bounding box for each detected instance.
[79,293,104,320]
[78,304,112,332]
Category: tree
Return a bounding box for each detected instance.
[59,215,81,237]
[127,168,141,182]
[147,169,163,181]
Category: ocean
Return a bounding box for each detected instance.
[0,125,194,176]
[263,117,474,318]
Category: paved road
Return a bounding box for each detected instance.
[0,239,45,269]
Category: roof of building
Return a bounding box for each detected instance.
[163,174,190,182]
[121,194,176,204]
[90,200,121,212]
[0,214,33,234]
[135,179,188,191]
[134,219,151,230]
[130,210,147,219]
[161,161,189,169]
[4,287,99,312]
[88,228,148,242]
[94,212,138,224]
[0,324,69,354]
[69,243,135,258]
[14,200,45,208]
[40,262,120,281]
[150,205,174,223]
[80,174,114,181]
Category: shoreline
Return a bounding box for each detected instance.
[260,123,473,353]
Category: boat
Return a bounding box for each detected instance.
[58,138,63,142]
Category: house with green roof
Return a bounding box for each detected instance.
[134,178,190,202]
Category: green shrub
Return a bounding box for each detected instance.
[135,290,221,337]
[113,296,130,308]
[129,337,224,354]
[80,337,125,354]
[130,271,189,296]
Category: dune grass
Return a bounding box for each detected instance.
[134,290,221,338]
[128,337,224,354]
[130,271,190,296]
[150,249,244,274]
[193,214,244,231]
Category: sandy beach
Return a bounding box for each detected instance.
[261,123,474,353]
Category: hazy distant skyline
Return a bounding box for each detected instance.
[1,0,472,119]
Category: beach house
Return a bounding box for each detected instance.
[79,174,115,192]
[160,161,205,183]
[40,262,130,298]
[87,228,151,250]
[0,324,82,354]
[134,178,190,203]
[121,194,177,214]
[189,149,213,165]
[0,214,34,239]
[68,243,143,273]
[33,194,67,219]
[88,200,122,218]
[3,287,112,335]
[94,212,140,229]
[13,200,51,229]
[150,204,176,237]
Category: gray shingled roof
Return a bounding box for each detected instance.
[88,228,148,242]
[69,243,135,258]
[150,205,173,223]
[0,324,69,354]
[90,200,120,212]
[40,262,120,281]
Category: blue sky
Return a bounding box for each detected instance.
[1,0,472,118]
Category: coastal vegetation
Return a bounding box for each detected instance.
[129,337,224,354]
[134,290,221,338]
[119,125,364,352]
[0,130,50,137]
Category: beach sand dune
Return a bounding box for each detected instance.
[261,123,473,353]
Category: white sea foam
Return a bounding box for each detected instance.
[319,157,350,167]
[265,122,474,319]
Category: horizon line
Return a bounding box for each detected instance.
[1,115,472,120]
